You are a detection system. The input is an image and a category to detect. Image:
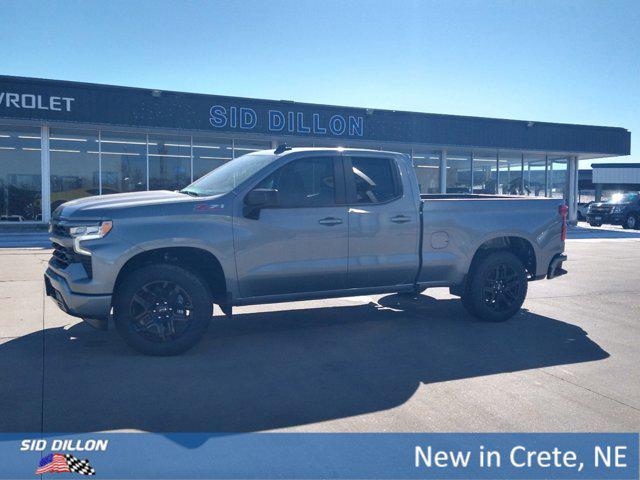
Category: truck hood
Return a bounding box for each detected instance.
[53,190,201,220]
[590,201,630,208]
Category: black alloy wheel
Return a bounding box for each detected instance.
[481,263,522,312]
[129,281,194,343]
[461,251,528,322]
[114,264,212,355]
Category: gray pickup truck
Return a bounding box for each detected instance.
[45,147,568,355]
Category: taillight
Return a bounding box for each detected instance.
[559,204,568,241]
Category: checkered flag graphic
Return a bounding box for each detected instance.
[65,454,96,476]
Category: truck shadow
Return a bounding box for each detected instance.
[0,295,608,434]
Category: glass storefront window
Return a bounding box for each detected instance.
[148,134,191,190]
[99,131,147,193]
[446,151,471,193]
[0,126,42,221]
[412,150,440,193]
[523,154,546,196]
[50,128,99,212]
[472,153,497,194]
[232,140,271,158]
[549,157,568,199]
[192,137,232,181]
[0,123,585,221]
[499,152,523,195]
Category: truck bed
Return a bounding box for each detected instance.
[417,194,565,287]
[420,193,555,201]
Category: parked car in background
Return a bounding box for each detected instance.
[577,201,594,221]
[586,192,640,229]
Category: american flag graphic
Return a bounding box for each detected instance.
[36,453,96,476]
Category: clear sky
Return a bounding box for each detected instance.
[1,0,638,167]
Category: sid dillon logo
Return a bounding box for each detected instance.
[21,439,106,476]
[35,453,96,476]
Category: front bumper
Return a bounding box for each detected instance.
[44,267,112,325]
[586,213,624,225]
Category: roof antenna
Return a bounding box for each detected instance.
[274,143,292,155]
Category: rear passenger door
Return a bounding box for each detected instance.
[344,154,420,288]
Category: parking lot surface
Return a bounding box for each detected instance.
[0,223,639,433]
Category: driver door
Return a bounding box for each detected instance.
[233,155,348,298]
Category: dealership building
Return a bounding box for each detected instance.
[0,75,631,224]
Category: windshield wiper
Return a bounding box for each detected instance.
[180,190,201,197]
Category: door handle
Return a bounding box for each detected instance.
[390,215,411,224]
[318,217,343,226]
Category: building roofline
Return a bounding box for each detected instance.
[592,163,640,168]
[0,74,629,134]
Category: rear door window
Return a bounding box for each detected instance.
[347,156,401,204]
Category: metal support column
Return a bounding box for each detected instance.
[544,155,549,197]
[495,152,500,194]
[41,126,51,223]
[520,153,525,195]
[469,152,474,194]
[595,183,602,202]
[190,136,194,183]
[567,156,579,224]
[98,130,102,195]
[145,133,150,191]
[439,150,447,193]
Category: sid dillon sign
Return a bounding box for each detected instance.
[209,105,364,137]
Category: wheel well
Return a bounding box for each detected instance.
[114,247,227,303]
[469,236,537,279]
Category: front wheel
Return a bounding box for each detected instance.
[461,251,528,322]
[114,264,212,355]
[623,214,638,230]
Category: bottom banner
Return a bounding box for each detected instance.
[2,433,637,479]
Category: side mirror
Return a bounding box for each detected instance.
[245,188,279,208]
[244,188,278,219]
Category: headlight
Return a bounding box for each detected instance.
[612,206,623,213]
[70,221,112,255]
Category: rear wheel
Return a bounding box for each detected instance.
[461,251,527,322]
[114,264,212,355]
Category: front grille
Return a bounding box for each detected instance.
[51,242,92,278]
[51,242,75,269]
[50,222,70,237]
[589,206,612,215]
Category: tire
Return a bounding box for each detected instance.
[589,222,602,227]
[114,264,212,355]
[461,251,528,322]
[623,214,638,230]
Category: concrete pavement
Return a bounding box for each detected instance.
[0,232,638,433]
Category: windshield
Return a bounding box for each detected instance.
[181,153,276,196]
[610,193,639,203]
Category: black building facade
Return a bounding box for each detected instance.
[0,75,631,223]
